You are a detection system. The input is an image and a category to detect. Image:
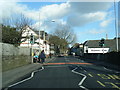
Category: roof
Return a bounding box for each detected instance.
[34,31,39,35]
[34,31,48,36]
[84,38,120,51]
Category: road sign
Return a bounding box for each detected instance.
[88,48,109,53]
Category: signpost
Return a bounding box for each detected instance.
[30,33,34,63]
[99,38,105,54]
[30,33,34,44]
[88,48,109,53]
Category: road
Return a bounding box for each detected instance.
[7,56,120,89]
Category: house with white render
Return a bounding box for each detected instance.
[20,26,51,55]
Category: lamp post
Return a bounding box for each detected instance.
[43,20,55,41]
[43,20,55,55]
[39,12,55,54]
[39,12,41,53]
[114,0,119,52]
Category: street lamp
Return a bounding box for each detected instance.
[39,12,41,53]
[43,20,55,55]
[39,12,55,53]
[43,20,55,41]
[114,0,119,52]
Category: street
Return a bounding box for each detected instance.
[7,56,120,89]
[1,1,120,90]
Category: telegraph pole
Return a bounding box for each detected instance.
[114,0,119,52]
[39,12,41,53]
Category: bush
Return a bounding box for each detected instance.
[2,25,21,46]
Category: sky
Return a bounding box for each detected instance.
[0,0,119,43]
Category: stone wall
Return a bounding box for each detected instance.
[1,43,32,72]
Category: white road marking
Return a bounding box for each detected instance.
[116,72,120,73]
[6,64,89,89]
[103,67,112,71]
[6,67,44,89]
[71,67,88,90]
[65,57,70,62]
[103,67,120,73]
[80,86,89,90]
[80,67,83,69]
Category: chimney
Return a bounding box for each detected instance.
[106,34,108,40]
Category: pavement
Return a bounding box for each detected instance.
[2,56,55,89]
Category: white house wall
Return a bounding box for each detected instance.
[20,39,31,47]
[44,44,50,55]
[35,39,44,44]
[22,27,38,37]
[20,26,51,55]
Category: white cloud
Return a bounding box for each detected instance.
[78,28,106,36]
[66,2,111,27]
[24,10,39,21]
[100,19,112,27]
[0,1,112,30]
[0,0,27,19]
[70,2,111,14]
[31,21,42,30]
[39,2,70,20]
[88,29,106,34]
[67,12,107,27]
[86,12,107,20]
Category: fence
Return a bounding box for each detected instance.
[83,51,120,66]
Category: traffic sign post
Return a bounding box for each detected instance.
[99,42,103,47]
[30,34,34,44]
[30,34,34,63]
[99,38,105,54]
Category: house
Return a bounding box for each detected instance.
[20,26,53,55]
[49,43,55,55]
[83,38,120,54]
[68,43,82,56]
[20,26,38,48]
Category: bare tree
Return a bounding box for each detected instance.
[53,24,76,44]
[49,34,68,53]
[2,13,34,45]
[50,24,76,53]
[3,13,33,29]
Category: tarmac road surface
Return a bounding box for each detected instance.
[6,56,120,89]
